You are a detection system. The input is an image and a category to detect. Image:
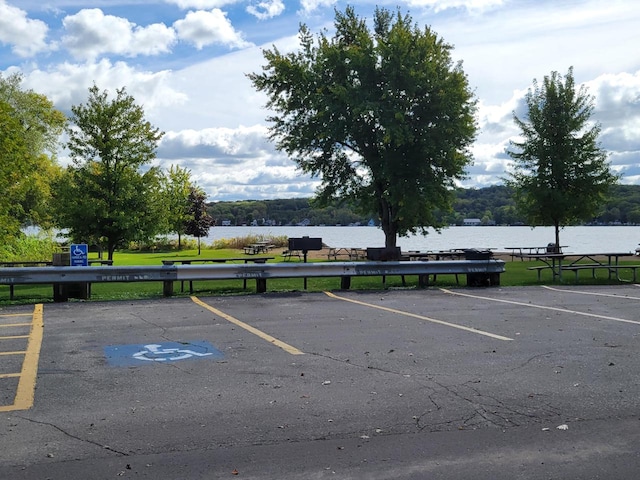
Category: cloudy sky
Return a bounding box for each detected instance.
[2,0,639,201]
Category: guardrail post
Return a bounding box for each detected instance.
[256,278,267,293]
[340,276,351,289]
[163,280,174,297]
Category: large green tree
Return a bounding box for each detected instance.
[53,85,164,260]
[0,73,66,229]
[0,101,30,239]
[249,7,477,247]
[506,67,618,249]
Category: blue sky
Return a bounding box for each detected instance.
[2,0,639,201]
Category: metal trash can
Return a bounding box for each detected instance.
[366,247,401,261]
[52,252,89,302]
[464,249,496,286]
[546,243,559,253]
[463,249,493,260]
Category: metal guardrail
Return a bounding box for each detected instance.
[0,260,505,299]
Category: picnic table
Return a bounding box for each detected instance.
[515,252,637,282]
[161,257,275,291]
[0,259,112,299]
[505,245,568,261]
[243,241,275,255]
[327,247,366,261]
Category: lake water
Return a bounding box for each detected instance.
[205,225,640,254]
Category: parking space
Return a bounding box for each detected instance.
[0,305,42,412]
[1,286,640,479]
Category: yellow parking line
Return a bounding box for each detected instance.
[0,351,27,356]
[0,313,31,318]
[0,335,29,340]
[0,304,44,412]
[0,323,32,328]
[0,373,20,378]
[191,296,305,355]
[441,288,640,326]
[324,291,513,341]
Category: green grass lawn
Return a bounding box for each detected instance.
[1,249,637,306]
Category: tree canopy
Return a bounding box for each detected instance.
[249,6,477,247]
[162,165,195,248]
[506,67,618,248]
[0,101,30,238]
[0,73,66,231]
[53,85,164,260]
[184,186,214,255]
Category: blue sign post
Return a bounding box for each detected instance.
[70,243,88,266]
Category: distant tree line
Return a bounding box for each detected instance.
[207,198,373,227]
[207,184,640,227]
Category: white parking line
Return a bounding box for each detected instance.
[324,291,513,341]
[542,285,640,300]
[441,288,640,326]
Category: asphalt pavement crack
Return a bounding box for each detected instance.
[15,415,129,456]
[131,313,172,341]
[509,351,555,372]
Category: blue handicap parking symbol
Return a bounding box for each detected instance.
[104,341,223,367]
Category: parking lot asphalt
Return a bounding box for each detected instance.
[1,285,640,479]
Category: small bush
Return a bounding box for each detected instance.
[0,232,62,262]
[210,235,288,249]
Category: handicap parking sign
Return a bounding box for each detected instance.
[70,243,88,266]
[104,341,223,367]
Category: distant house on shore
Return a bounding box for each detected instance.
[463,218,482,226]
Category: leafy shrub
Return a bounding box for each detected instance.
[210,235,288,249]
[0,232,61,261]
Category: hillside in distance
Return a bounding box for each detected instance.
[206,185,640,227]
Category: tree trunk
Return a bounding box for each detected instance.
[384,229,397,248]
[378,192,397,248]
[197,236,201,255]
[554,221,561,253]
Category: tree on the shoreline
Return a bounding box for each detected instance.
[506,67,618,249]
[162,165,194,248]
[184,186,214,255]
[53,85,164,260]
[249,7,477,247]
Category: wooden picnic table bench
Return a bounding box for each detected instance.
[326,248,367,261]
[519,252,636,281]
[161,257,275,292]
[282,249,302,261]
[0,261,54,300]
[0,259,112,300]
[242,241,275,255]
[506,246,567,261]
[0,260,53,267]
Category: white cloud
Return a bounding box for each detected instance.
[159,125,272,159]
[173,8,253,49]
[19,59,187,114]
[62,9,176,60]
[156,125,318,200]
[246,0,285,20]
[165,0,240,8]
[0,0,50,57]
[407,0,505,12]
[298,0,336,16]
